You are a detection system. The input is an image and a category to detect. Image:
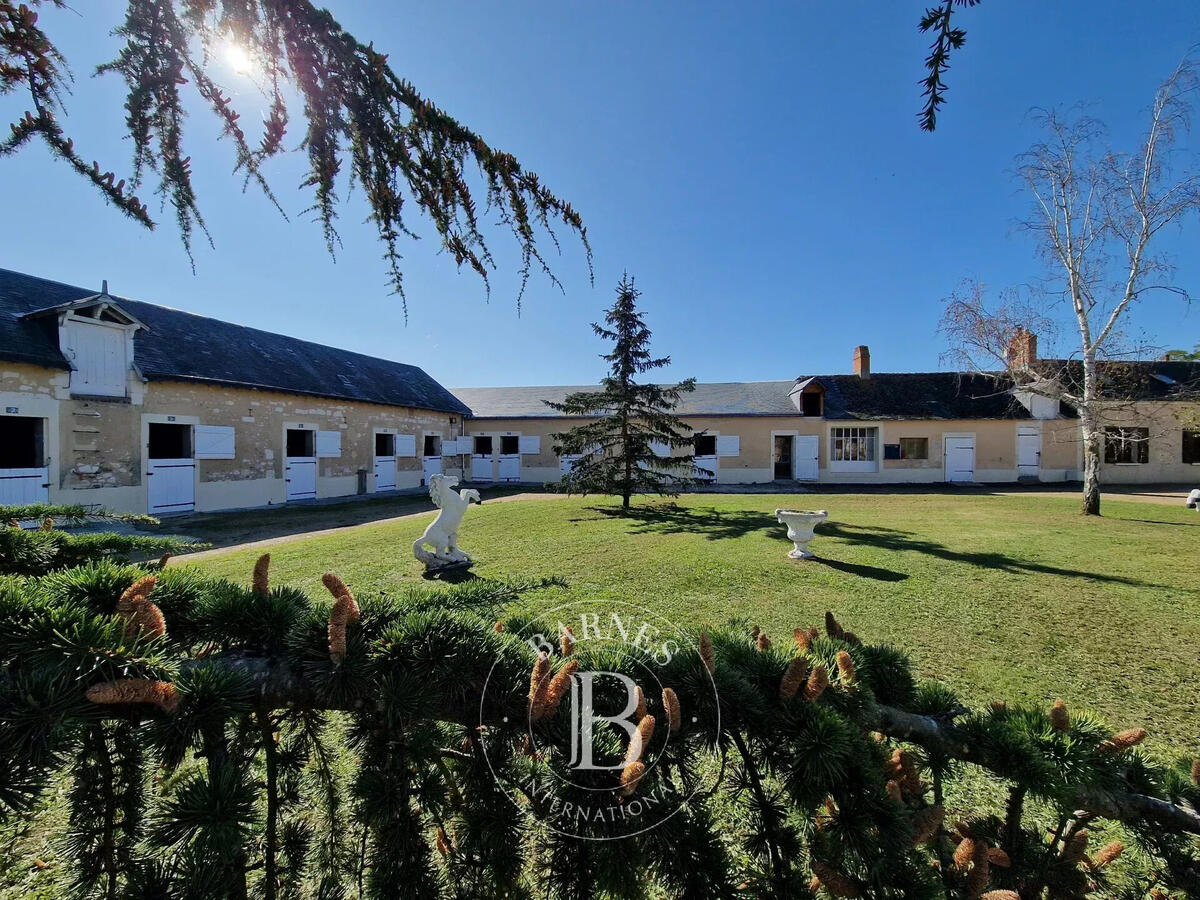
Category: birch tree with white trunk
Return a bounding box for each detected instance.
[942,56,1200,516]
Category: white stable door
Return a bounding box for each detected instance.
[422,455,442,484]
[0,468,49,505]
[1017,428,1041,479]
[793,435,819,481]
[375,456,396,490]
[471,436,494,482]
[498,456,520,481]
[286,457,317,500]
[471,454,493,481]
[498,437,520,482]
[147,459,195,514]
[944,436,976,483]
[694,455,718,482]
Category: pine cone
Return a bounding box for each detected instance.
[804,665,829,701]
[539,659,579,720]
[1049,699,1069,732]
[1098,728,1146,755]
[1087,840,1123,870]
[528,652,551,719]
[252,554,271,595]
[953,837,976,870]
[835,650,857,687]
[910,804,944,844]
[699,630,715,674]
[810,861,861,898]
[619,761,645,797]
[662,688,682,732]
[779,656,809,701]
[86,679,180,713]
[965,839,990,899]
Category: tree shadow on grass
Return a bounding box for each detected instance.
[808,556,909,582]
[578,503,783,541]
[577,503,1174,590]
[817,521,1163,588]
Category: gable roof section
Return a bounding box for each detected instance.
[0,269,469,415]
[454,373,1032,421]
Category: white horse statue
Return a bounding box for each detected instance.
[413,474,481,568]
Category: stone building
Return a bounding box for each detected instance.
[0,270,469,514]
[452,344,1200,487]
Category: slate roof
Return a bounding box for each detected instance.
[454,373,1034,421]
[0,269,469,415]
[451,382,802,418]
[1029,359,1200,403]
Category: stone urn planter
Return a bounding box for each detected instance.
[775,508,828,559]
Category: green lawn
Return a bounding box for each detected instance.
[189,491,1200,754]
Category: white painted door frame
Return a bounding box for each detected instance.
[147,458,196,514]
[422,432,443,485]
[497,434,520,482]
[944,433,976,483]
[1017,425,1042,480]
[142,415,200,515]
[374,430,397,491]
[793,435,819,481]
[471,434,494,482]
[284,423,318,501]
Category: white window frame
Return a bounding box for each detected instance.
[828,425,879,473]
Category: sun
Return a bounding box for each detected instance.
[221,39,256,76]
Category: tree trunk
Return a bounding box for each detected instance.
[1080,352,1102,516]
[1080,422,1102,516]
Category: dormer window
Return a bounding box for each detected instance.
[22,287,145,400]
[789,378,825,417]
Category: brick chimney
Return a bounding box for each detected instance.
[1006,328,1038,370]
[852,345,870,380]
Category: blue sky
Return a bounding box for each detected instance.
[1,1,1197,386]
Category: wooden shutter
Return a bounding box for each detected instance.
[316,430,342,458]
[649,441,669,458]
[716,435,740,457]
[395,434,417,457]
[518,435,541,454]
[194,425,235,459]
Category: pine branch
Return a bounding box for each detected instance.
[873,704,1200,835]
[70,654,1200,838]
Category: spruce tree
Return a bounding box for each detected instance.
[549,275,698,510]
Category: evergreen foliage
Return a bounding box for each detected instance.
[0,504,201,577]
[1,547,1199,898]
[550,275,699,510]
[0,0,589,312]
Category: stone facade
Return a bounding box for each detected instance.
[0,362,464,514]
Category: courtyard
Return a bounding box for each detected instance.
[188,490,1200,753]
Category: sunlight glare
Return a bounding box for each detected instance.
[222,39,255,76]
